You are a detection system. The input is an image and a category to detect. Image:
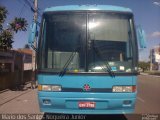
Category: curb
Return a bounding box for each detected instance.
[0,89,10,94]
[140,73,160,78]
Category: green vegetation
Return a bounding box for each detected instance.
[138,61,150,72]
[10,17,28,33]
[144,71,160,76]
[0,6,8,30]
[138,61,160,76]
[0,6,28,51]
[0,29,13,50]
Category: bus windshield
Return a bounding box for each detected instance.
[38,12,137,73]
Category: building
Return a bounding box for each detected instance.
[0,49,32,72]
[0,49,32,91]
[16,49,32,71]
[150,45,160,71]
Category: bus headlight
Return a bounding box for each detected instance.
[38,85,62,91]
[42,85,52,91]
[112,86,136,92]
[51,85,62,91]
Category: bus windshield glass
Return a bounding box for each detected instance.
[39,12,137,73]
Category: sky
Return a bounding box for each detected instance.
[0,0,160,62]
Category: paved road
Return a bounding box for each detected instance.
[135,74,160,113]
[0,89,40,114]
[0,75,160,120]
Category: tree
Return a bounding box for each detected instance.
[0,30,13,50]
[10,17,28,33]
[0,6,8,30]
[24,44,30,49]
[138,61,150,72]
[0,6,28,51]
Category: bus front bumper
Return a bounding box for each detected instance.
[38,92,136,114]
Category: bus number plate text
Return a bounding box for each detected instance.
[78,102,95,108]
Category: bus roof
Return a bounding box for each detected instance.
[44,5,132,13]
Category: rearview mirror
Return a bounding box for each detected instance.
[28,22,37,45]
[136,26,147,48]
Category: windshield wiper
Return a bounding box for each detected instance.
[93,46,115,77]
[59,51,77,77]
[59,34,82,77]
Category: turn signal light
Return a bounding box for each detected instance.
[112,86,136,92]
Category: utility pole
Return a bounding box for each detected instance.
[150,49,153,71]
[32,0,37,71]
[158,44,160,71]
[31,0,37,88]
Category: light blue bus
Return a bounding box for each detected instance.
[29,5,146,114]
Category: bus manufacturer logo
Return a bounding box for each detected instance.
[83,84,90,91]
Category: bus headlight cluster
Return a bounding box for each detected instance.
[38,85,62,91]
[112,86,136,92]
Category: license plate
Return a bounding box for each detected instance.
[78,102,95,108]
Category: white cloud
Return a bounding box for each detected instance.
[150,31,160,38]
[153,2,160,6]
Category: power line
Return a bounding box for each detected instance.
[25,0,33,8]
[18,0,41,26]
[17,0,33,19]
[25,0,42,17]
[18,0,43,16]
[18,2,26,17]
[29,0,42,11]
